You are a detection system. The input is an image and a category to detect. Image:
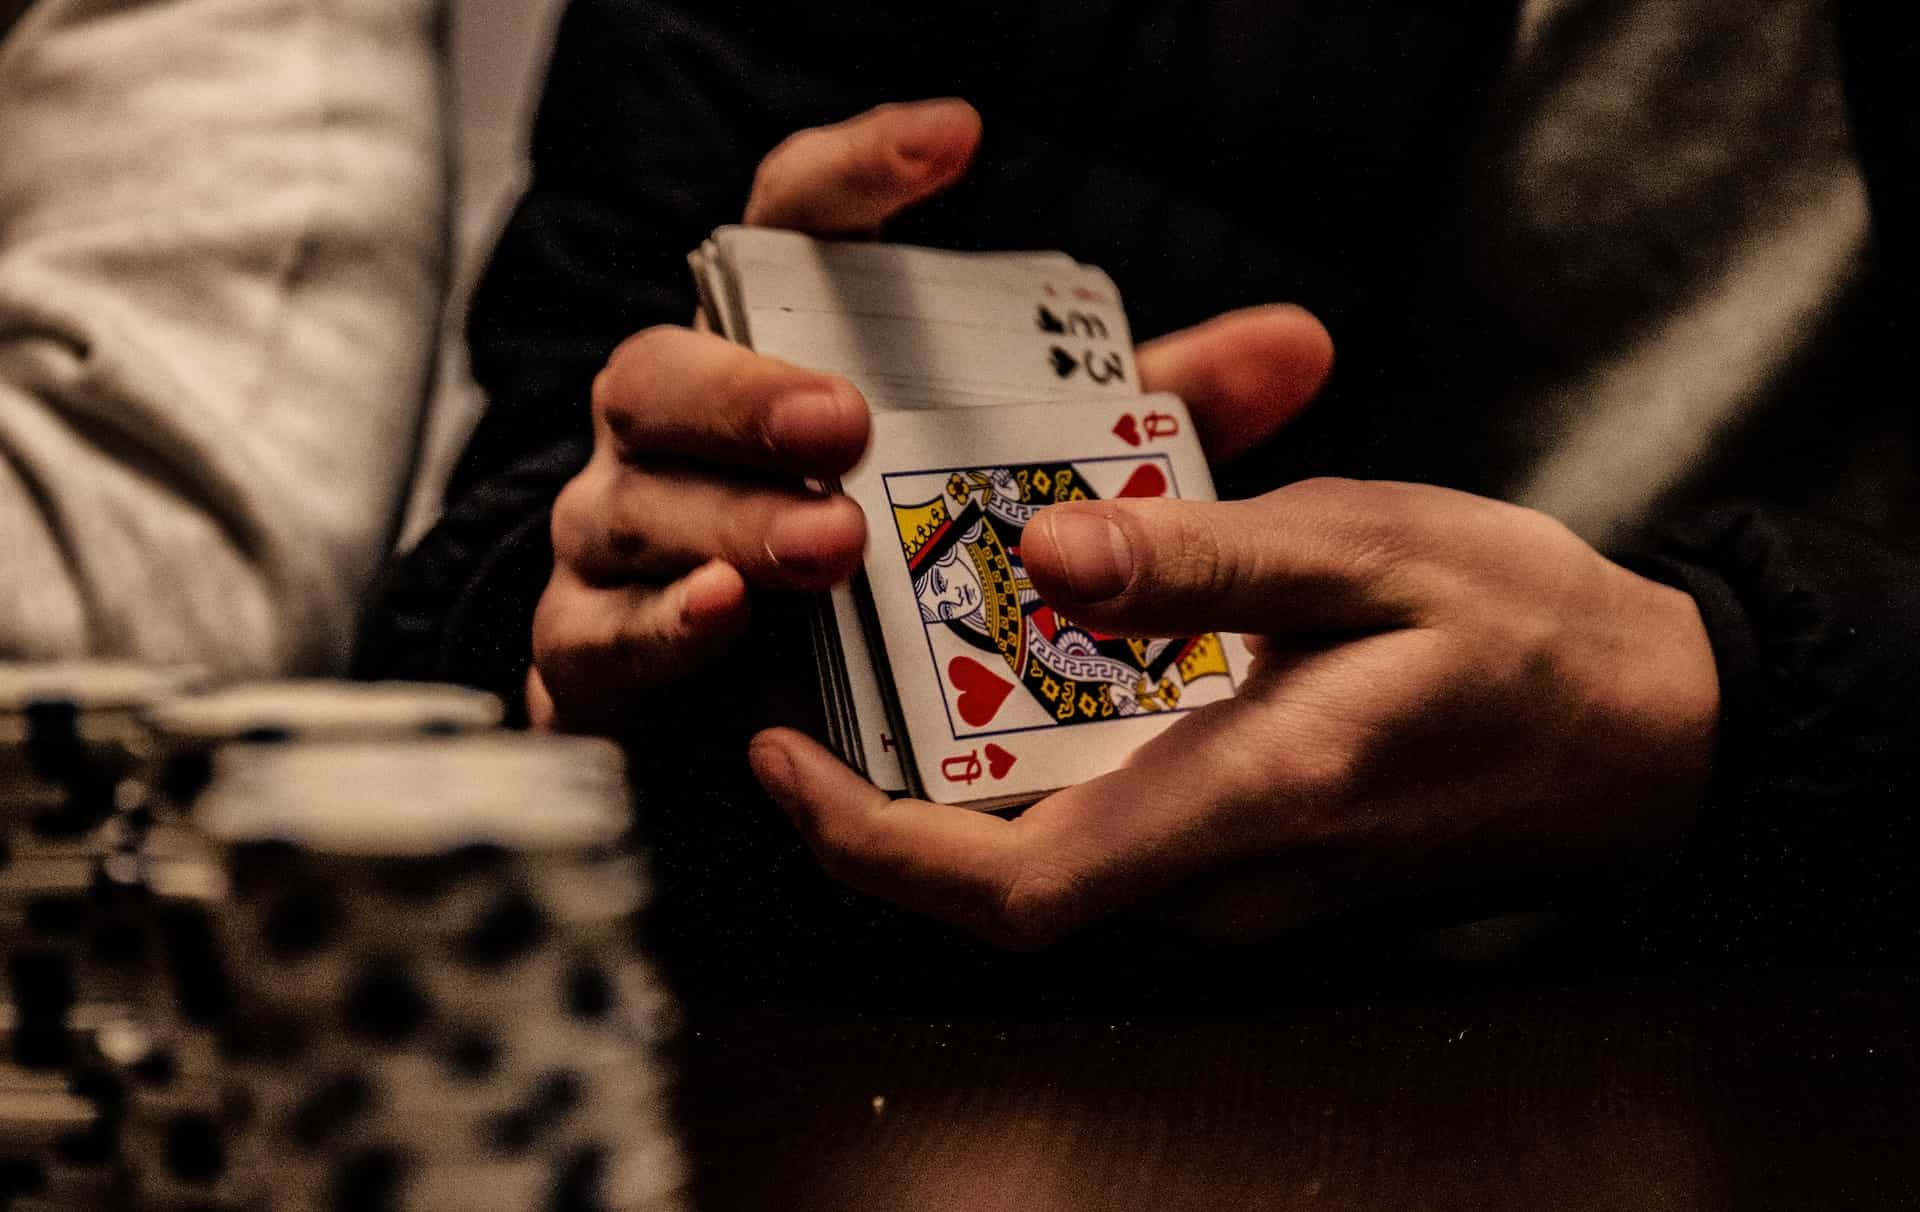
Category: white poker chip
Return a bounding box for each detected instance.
[195,737,630,856]
[0,1087,94,1146]
[144,681,503,746]
[2,664,205,801]
[0,662,208,715]
[0,852,94,900]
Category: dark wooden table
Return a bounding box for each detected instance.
[674,964,1920,1211]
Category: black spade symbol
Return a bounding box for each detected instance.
[1049,346,1078,378]
[1035,304,1066,334]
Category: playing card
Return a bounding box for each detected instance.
[691,229,1145,791]
[689,240,747,341]
[702,227,1138,410]
[842,394,1252,809]
[822,582,908,791]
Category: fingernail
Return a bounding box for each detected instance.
[764,499,861,575]
[765,390,858,460]
[1042,511,1134,601]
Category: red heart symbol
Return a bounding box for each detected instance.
[1111,413,1141,446]
[1117,464,1167,498]
[984,743,1017,780]
[948,656,1015,727]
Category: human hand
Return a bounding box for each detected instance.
[528,99,980,729]
[750,479,1719,947]
[531,99,1332,731]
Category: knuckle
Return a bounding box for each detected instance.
[1292,475,1387,532]
[1289,475,1366,503]
[721,500,781,570]
[589,368,614,424]
[747,155,786,215]
[1155,506,1241,607]
[548,474,598,565]
[802,812,874,887]
[750,123,831,214]
[850,130,905,188]
[1285,477,1419,587]
[1288,476,1389,540]
[989,864,1078,951]
[602,510,654,567]
[529,577,576,662]
[1289,734,1364,808]
[594,325,685,427]
[617,324,685,375]
[602,474,667,564]
[530,581,602,701]
[606,609,669,684]
[715,357,777,423]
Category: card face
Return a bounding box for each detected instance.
[843,395,1252,807]
[703,228,1142,797]
[696,229,1191,805]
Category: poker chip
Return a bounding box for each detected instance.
[124,719,531,1209]
[1,814,157,1037]
[108,1029,253,1211]
[120,684,507,1064]
[0,1078,93,1149]
[144,680,504,749]
[179,734,687,1210]
[195,737,629,857]
[140,681,504,830]
[3,660,201,870]
[4,673,688,1209]
[1,661,205,789]
[0,1060,124,1207]
[3,666,196,848]
[0,662,210,717]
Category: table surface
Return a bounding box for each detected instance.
[673,966,1920,1212]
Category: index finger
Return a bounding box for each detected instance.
[593,325,870,478]
[1136,305,1334,464]
[744,99,981,234]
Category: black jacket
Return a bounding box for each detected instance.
[361,1,1920,982]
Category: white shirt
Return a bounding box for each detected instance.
[0,0,446,674]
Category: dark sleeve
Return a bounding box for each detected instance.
[356,0,1511,703]
[1601,3,1920,963]
[1623,510,1920,963]
[352,0,792,706]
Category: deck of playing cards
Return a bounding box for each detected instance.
[690,228,1252,810]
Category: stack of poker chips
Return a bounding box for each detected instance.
[2,661,205,1206]
[0,1066,104,1210]
[120,681,507,1210]
[174,735,687,1211]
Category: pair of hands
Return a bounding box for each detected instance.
[533,100,1720,947]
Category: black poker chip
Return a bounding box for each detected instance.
[9,702,690,1211]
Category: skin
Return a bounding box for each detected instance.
[531,99,1331,731]
[534,99,1720,947]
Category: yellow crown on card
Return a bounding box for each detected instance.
[1178,633,1231,682]
[893,497,951,565]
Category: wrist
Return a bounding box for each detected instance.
[1601,564,1721,856]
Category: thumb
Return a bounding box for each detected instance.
[1137,305,1334,464]
[1019,489,1418,637]
[744,98,982,234]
